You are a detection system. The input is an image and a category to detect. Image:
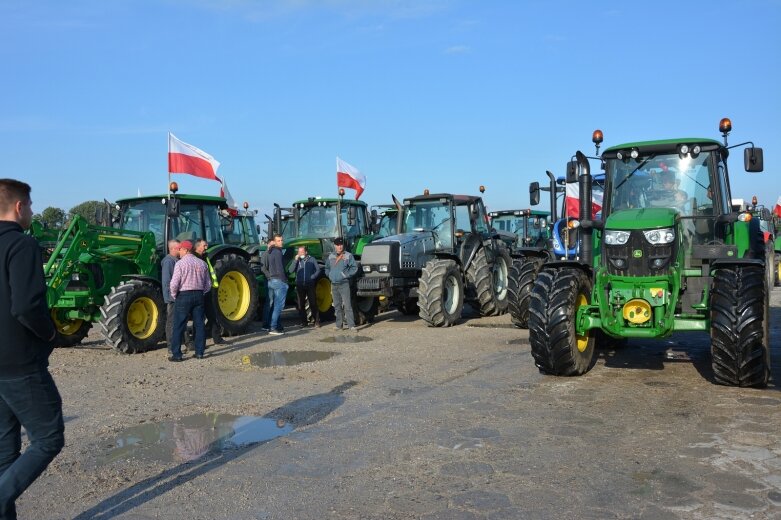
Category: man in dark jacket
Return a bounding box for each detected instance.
[0,179,64,520]
[161,239,181,346]
[324,237,358,330]
[264,234,288,335]
[288,245,322,327]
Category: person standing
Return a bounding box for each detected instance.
[193,239,224,345]
[161,239,181,347]
[288,245,321,327]
[260,238,275,331]
[0,179,64,520]
[325,237,358,331]
[265,234,288,335]
[169,240,212,360]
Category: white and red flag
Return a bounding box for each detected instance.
[219,177,237,209]
[336,157,366,200]
[565,182,603,219]
[775,195,781,218]
[168,133,220,181]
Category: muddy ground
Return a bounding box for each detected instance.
[17,287,781,520]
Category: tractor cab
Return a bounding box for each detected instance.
[371,204,399,239]
[285,197,372,260]
[220,203,261,248]
[490,209,550,250]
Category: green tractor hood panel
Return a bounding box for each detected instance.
[605,208,678,230]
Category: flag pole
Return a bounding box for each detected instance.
[167,132,172,200]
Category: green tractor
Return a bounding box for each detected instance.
[356,189,512,326]
[40,187,259,353]
[528,119,770,387]
[270,193,380,324]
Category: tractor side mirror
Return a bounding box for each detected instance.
[529,182,540,206]
[761,208,771,221]
[566,161,578,183]
[167,198,180,218]
[95,206,105,226]
[744,147,764,172]
[256,224,261,235]
[347,205,357,226]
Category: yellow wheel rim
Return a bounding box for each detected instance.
[316,277,333,312]
[218,271,251,321]
[51,309,84,336]
[777,261,781,284]
[126,296,158,339]
[575,293,590,352]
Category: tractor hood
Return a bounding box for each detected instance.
[605,208,678,230]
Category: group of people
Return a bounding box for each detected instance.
[261,234,360,333]
[161,238,224,362]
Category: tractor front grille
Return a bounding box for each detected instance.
[604,230,675,277]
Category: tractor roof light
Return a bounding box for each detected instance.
[243,201,249,209]
[169,181,179,194]
[338,188,345,197]
[567,219,580,229]
[592,129,604,154]
[752,195,758,205]
[737,212,752,222]
[630,148,640,159]
[479,185,486,193]
[719,117,732,135]
[423,189,430,196]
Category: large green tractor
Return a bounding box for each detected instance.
[39,187,259,353]
[270,192,379,324]
[528,119,770,387]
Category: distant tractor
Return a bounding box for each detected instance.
[38,184,259,353]
[270,192,380,324]
[528,120,769,387]
[357,189,512,326]
[745,196,778,289]
[490,209,550,251]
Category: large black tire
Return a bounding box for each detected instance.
[508,257,544,328]
[467,247,511,316]
[418,259,464,327]
[765,244,775,291]
[212,254,259,336]
[99,280,165,354]
[528,268,596,376]
[710,264,769,387]
[305,272,335,323]
[50,309,92,347]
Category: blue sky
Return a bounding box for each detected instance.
[2,0,780,217]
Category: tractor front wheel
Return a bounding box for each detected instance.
[305,272,335,323]
[710,264,769,387]
[418,259,464,327]
[51,309,92,347]
[528,268,596,376]
[508,257,544,329]
[212,254,259,336]
[99,280,165,354]
[467,247,511,316]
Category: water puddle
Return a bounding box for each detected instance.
[319,336,373,344]
[242,351,339,367]
[101,413,293,464]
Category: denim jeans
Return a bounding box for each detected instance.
[261,281,273,329]
[171,290,206,358]
[0,369,64,520]
[267,279,288,331]
[331,282,355,328]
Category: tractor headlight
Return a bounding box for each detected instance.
[378,265,389,273]
[604,230,630,245]
[362,265,372,273]
[643,228,675,245]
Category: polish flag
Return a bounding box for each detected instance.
[219,176,237,209]
[565,183,603,219]
[775,195,781,218]
[336,157,366,200]
[168,133,220,180]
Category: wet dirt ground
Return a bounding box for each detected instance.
[18,287,781,519]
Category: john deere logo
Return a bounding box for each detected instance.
[633,249,643,258]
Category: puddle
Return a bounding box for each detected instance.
[319,336,373,344]
[242,351,339,367]
[467,323,518,329]
[101,413,293,464]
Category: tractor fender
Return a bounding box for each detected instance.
[459,234,484,272]
[710,258,765,269]
[207,244,251,263]
[515,247,552,261]
[432,252,462,266]
[540,259,593,278]
[120,274,161,288]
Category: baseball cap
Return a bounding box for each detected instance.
[333,237,344,246]
[180,240,193,250]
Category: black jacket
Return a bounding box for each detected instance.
[288,255,321,286]
[0,221,56,376]
[264,247,286,282]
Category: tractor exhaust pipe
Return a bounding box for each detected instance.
[576,151,592,265]
[545,170,557,223]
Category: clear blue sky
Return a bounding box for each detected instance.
[2,0,780,217]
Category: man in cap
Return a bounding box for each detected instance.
[169,240,212,360]
[324,237,358,330]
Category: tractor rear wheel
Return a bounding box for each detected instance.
[51,309,92,347]
[418,259,464,327]
[212,254,259,336]
[528,268,595,376]
[710,264,769,387]
[467,247,511,316]
[99,280,165,354]
[508,257,544,328]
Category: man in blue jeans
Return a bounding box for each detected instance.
[0,179,64,520]
[265,233,288,335]
[169,240,212,360]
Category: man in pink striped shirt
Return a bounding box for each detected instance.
[169,240,212,361]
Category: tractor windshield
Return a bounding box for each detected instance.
[376,212,398,238]
[606,153,713,217]
[402,200,451,233]
[297,205,339,238]
[280,216,297,241]
[118,200,225,249]
[491,215,526,235]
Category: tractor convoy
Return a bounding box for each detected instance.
[32,118,776,389]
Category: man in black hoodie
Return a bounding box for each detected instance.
[0,179,64,520]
